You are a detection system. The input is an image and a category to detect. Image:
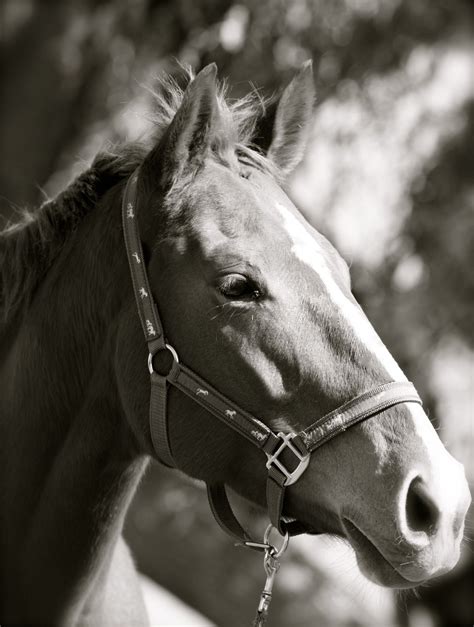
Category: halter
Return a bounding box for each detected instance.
[122,169,422,546]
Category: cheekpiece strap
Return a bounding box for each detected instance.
[122,169,164,347]
[122,169,174,466]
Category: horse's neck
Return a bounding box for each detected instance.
[0,191,148,622]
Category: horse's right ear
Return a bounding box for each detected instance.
[146,64,219,190]
[253,61,315,176]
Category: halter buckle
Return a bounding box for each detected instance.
[265,432,310,487]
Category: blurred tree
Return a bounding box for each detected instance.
[0,0,233,217]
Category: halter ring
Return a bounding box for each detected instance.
[263,524,289,558]
[148,344,180,376]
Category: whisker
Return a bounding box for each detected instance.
[208,302,233,321]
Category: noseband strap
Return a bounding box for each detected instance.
[122,169,423,544]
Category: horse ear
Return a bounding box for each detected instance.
[149,64,219,189]
[255,60,315,175]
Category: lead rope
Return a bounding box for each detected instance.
[252,525,289,626]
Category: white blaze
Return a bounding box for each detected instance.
[276,202,406,381]
[275,203,470,546]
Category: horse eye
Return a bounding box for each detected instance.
[217,274,261,300]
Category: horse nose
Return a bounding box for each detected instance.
[405,477,441,536]
[397,461,471,579]
[404,471,471,541]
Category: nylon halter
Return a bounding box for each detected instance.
[122,168,422,544]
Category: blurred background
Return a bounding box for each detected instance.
[1,1,473,625]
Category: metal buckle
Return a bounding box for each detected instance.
[148,344,179,376]
[265,432,310,487]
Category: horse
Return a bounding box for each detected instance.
[0,62,470,625]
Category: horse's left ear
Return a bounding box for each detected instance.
[146,64,219,190]
[254,60,315,175]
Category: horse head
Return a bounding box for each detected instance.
[116,63,470,589]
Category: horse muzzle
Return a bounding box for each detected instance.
[342,454,471,588]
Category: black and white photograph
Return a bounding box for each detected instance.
[1,1,473,625]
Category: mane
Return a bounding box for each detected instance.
[0,70,274,323]
[0,146,146,322]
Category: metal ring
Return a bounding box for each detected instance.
[148,343,179,375]
[263,524,289,558]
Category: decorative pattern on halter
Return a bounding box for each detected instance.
[146,320,156,337]
[126,202,135,218]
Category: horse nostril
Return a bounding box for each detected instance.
[406,476,440,535]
